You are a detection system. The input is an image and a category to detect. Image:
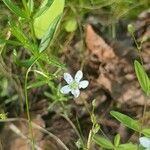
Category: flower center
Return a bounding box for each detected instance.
[69,81,79,90]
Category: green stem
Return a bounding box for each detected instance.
[131,33,143,65]
[24,57,40,150]
[29,20,37,44]
[22,0,37,44]
[140,97,147,136]
[25,67,35,150]
[61,114,85,148]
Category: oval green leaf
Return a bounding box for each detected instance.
[110,111,141,132]
[93,135,114,149]
[134,60,150,96]
[33,0,65,39]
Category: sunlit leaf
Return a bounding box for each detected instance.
[33,0,54,18]
[33,0,65,39]
[39,15,61,52]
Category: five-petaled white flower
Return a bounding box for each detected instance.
[60,70,89,98]
[139,137,150,150]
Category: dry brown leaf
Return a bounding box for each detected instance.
[85,24,115,62]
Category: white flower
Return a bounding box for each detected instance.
[60,70,89,98]
[139,137,150,150]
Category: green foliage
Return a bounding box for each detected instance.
[116,143,138,150]
[39,15,61,52]
[94,134,138,150]
[110,111,141,132]
[33,0,65,39]
[134,60,150,96]
[1,0,27,18]
[64,18,77,32]
[114,134,120,147]
[33,0,54,18]
[93,135,114,149]
[127,24,134,34]
[9,20,37,54]
[142,128,150,139]
[27,0,34,14]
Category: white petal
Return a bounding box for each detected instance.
[64,73,73,84]
[60,85,71,94]
[139,137,150,148]
[75,70,83,82]
[71,89,80,98]
[79,80,89,89]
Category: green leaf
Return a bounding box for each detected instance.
[142,128,150,138]
[114,134,120,147]
[0,38,21,46]
[33,0,54,18]
[27,80,48,89]
[27,0,34,14]
[48,56,65,68]
[33,0,65,39]
[39,15,61,52]
[40,54,65,69]
[2,0,27,18]
[93,135,114,149]
[15,57,36,68]
[9,20,37,54]
[65,18,78,32]
[33,70,49,79]
[116,143,138,150]
[134,60,150,96]
[110,111,141,132]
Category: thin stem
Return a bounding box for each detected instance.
[131,33,143,65]
[61,114,85,147]
[140,96,147,137]
[24,57,40,150]
[25,67,35,150]
[87,127,93,150]
[112,24,116,39]
[29,19,37,44]
[22,0,37,44]
[75,116,85,145]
